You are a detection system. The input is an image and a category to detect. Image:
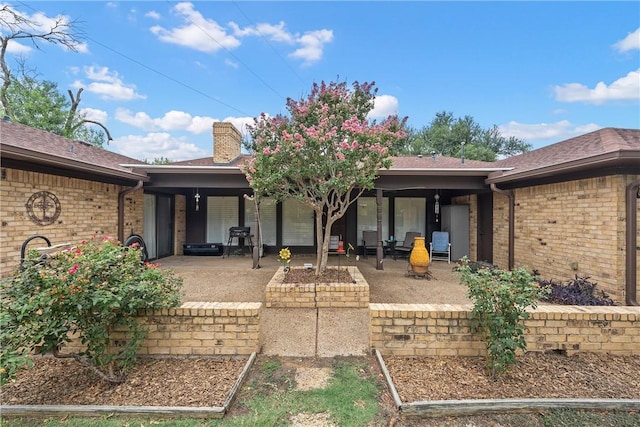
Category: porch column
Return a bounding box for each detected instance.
[376,188,384,270]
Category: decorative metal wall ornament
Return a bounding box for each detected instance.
[25,191,61,226]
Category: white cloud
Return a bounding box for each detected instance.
[72,66,145,101]
[80,108,108,124]
[613,27,640,53]
[224,58,239,68]
[150,2,240,53]
[229,21,294,43]
[145,10,161,20]
[499,120,601,143]
[368,95,399,120]
[5,39,31,54]
[111,132,208,162]
[288,29,333,65]
[115,108,215,134]
[222,116,254,138]
[553,69,640,104]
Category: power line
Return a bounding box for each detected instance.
[85,35,250,116]
[14,0,252,117]
[231,0,307,87]
[165,0,287,102]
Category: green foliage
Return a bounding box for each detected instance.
[457,260,549,378]
[1,71,106,146]
[402,111,531,160]
[144,156,172,164]
[234,360,381,427]
[244,80,407,272]
[0,236,182,385]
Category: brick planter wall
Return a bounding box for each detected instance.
[370,303,640,357]
[266,267,370,308]
[63,302,262,357]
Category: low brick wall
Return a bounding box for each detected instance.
[370,303,640,357]
[108,302,262,356]
[266,267,369,308]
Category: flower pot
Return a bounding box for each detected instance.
[409,236,430,274]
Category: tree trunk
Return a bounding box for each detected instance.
[315,209,337,275]
[315,209,324,273]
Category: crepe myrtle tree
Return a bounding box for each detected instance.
[243,80,407,274]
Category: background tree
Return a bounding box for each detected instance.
[244,81,407,274]
[0,5,110,145]
[402,111,531,161]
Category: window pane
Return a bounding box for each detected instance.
[206,196,239,243]
[143,194,157,259]
[282,199,314,246]
[356,197,389,243]
[394,197,426,244]
[245,198,277,246]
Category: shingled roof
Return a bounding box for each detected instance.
[170,151,504,172]
[487,127,640,184]
[0,120,147,182]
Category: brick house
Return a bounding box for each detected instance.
[1,119,638,304]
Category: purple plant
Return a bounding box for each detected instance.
[536,275,615,306]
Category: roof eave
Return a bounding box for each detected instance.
[486,151,640,184]
[2,145,148,182]
[380,167,512,177]
[121,164,245,175]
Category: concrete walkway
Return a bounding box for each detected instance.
[261,307,370,357]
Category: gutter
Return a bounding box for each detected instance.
[118,181,144,243]
[625,179,639,306]
[490,183,514,270]
[2,146,148,181]
[487,151,640,185]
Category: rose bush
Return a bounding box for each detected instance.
[0,236,182,385]
[457,260,549,379]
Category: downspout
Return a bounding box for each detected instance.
[490,183,514,270]
[625,179,639,306]
[118,180,143,243]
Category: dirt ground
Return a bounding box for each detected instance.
[160,253,470,305]
[3,352,640,426]
[4,254,639,425]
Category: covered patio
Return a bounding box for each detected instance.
[159,254,470,305]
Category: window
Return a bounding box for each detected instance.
[282,199,314,246]
[206,196,239,243]
[356,197,389,242]
[143,194,157,259]
[394,197,426,243]
[244,198,277,246]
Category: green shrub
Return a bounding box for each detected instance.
[457,260,549,378]
[0,236,182,385]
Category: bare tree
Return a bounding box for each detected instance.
[0,5,111,144]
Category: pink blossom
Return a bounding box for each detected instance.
[263,147,272,155]
[69,264,79,275]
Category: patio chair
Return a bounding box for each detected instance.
[329,235,340,252]
[394,232,421,259]
[430,231,451,264]
[362,230,379,258]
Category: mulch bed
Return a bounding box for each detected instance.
[384,352,640,403]
[283,267,353,283]
[1,356,247,407]
[3,352,640,410]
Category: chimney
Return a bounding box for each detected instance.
[213,122,242,164]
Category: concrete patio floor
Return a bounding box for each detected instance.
[159,252,470,305]
[159,253,471,357]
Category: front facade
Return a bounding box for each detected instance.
[1,120,638,304]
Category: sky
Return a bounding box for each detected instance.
[3,1,640,161]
